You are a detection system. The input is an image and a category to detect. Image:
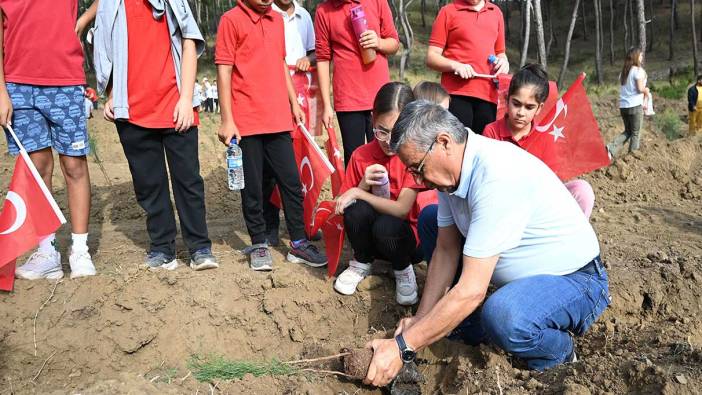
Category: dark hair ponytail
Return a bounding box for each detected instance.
[373,82,415,117]
[508,63,550,104]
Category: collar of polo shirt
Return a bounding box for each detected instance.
[332,0,361,8]
[237,0,275,22]
[272,0,305,19]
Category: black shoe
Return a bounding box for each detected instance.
[286,240,327,268]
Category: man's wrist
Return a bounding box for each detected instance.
[395,333,417,363]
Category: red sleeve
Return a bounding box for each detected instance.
[215,14,237,65]
[340,152,363,194]
[494,8,506,54]
[428,6,449,48]
[378,0,399,40]
[314,6,332,62]
[482,121,500,140]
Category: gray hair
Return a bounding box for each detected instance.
[390,100,468,153]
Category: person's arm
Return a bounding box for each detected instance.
[427,45,474,79]
[75,0,99,37]
[217,65,240,145]
[317,60,333,129]
[173,38,197,132]
[337,187,417,218]
[359,31,399,55]
[636,75,649,96]
[0,13,12,126]
[284,61,305,125]
[365,252,498,387]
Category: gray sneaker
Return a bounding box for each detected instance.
[189,248,219,271]
[145,251,178,271]
[248,244,273,271]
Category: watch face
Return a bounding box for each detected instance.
[401,349,416,362]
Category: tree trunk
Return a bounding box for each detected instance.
[504,0,511,41]
[624,0,630,48]
[631,0,637,45]
[558,0,582,87]
[647,0,654,52]
[609,0,615,64]
[581,0,589,40]
[594,0,604,84]
[534,0,547,69]
[421,0,426,28]
[674,0,679,29]
[546,0,556,57]
[396,0,416,79]
[637,0,647,51]
[693,0,700,75]
[520,0,533,68]
[669,0,676,60]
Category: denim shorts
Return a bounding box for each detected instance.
[4,83,90,156]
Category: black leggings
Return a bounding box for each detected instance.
[343,200,418,271]
[448,95,497,134]
[337,110,374,166]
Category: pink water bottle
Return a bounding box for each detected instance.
[350,5,376,65]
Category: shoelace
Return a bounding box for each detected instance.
[396,271,413,283]
[254,248,269,258]
[28,251,53,262]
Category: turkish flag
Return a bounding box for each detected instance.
[496,74,559,125]
[0,144,67,291]
[311,201,345,277]
[526,73,610,181]
[289,66,323,137]
[324,127,345,197]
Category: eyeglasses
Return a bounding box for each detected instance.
[373,128,391,142]
[407,140,436,179]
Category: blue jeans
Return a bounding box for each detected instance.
[417,204,611,371]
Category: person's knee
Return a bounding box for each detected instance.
[371,215,409,243]
[60,155,89,182]
[418,204,438,239]
[343,199,375,228]
[480,295,536,353]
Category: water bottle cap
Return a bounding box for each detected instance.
[230,139,238,146]
[488,54,497,63]
[350,5,365,18]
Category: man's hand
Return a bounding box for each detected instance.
[451,61,475,79]
[335,187,359,215]
[492,54,509,75]
[364,338,403,387]
[218,120,241,146]
[394,316,418,336]
[173,97,194,132]
[359,30,380,50]
[104,97,115,122]
[295,56,312,72]
[0,90,13,126]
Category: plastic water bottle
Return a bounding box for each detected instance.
[350,5,376,65]
[227,140,244,191]
[488,55,499,87]
[371,172,391,199]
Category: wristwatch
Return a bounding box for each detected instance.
[395,334,416,363]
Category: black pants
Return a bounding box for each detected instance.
[344,200,418,271]
[337,110,374,166]
[449,95,497,134]
[213,99,219,113]
[240,132,306,245]
[116,123,211,255]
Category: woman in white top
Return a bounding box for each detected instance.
[607,47,649,157]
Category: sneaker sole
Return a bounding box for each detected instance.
[146,259,179,271]
[333,281,358,296]
[70,270,96,279]
[396,291,419,306]
[286,253,327,268]
[250,263,273,271]
[189,260,219,271]
[16,269,65,281]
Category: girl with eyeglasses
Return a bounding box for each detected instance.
[333,82,436,305]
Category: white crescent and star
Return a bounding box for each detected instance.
[0,191,27,235]
[299,156,314,195]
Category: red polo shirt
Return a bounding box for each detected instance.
[314,0,399,111]
[341,140,426,243]
[428,0,505,104]
[483,116,557,169]
[215,1,294,136]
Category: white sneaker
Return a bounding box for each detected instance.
[69,249,96,278]
[333,260,371,295]
[15,250,64,280]
[394,265,419,305]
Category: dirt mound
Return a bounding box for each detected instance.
[1,96,702,393]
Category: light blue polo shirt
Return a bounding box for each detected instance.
[437,131,600,287]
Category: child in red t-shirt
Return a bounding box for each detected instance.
[427,0,509,134]
[333,82,425,305]
[482,64,595,218]
[94,0,218,271]
[0,0,97,280]
[315,0,400,165]
[216,0,327,271]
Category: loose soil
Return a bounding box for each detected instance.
[1,93,702,394]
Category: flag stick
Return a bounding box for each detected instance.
[297,123,335,173]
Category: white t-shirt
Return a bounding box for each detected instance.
[619,66,646,108]
[437,132,600,287]
[272,2,315,66]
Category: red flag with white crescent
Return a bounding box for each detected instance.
[527,73,611,180]
[311,200,344,277]
[289,66,323,137]
[0,127,67,290]
[324,127,345,197]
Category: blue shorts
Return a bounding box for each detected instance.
[4,83,90,156]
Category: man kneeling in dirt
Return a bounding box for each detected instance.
[363,101,611,387]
